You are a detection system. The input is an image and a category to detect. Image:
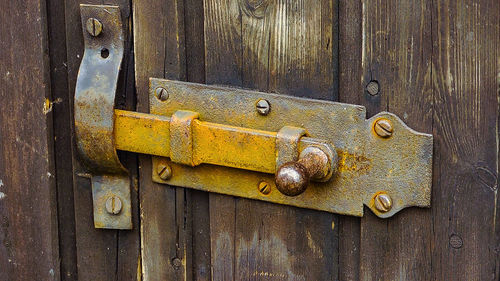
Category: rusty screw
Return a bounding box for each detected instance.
[366,80,379,96]
[374,193,392,212]
[86,18,103,37]
[374,119,393,138]
[157,163,172,180]
[172,258,182,268]
[105,195,122,215]
[155,87,169,101]
[258,181,271,195]
[256,99,270,115]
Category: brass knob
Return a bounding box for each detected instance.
[275,146,335,196]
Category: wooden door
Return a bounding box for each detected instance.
[0,0,499,280]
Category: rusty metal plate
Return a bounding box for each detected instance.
[75,4,131,229]
[149,79,432,218]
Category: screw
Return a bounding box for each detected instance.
[172,258,182,268]
[449,234,463,249]
[157,163,172,180]
[256,99,270,115]
[366,80,379,96]
[258,181,271,195]
[86,18,103,37]
[374,119,393,138]
[374,193,392,212]
[155,87,169,101]
[105,195,122,215]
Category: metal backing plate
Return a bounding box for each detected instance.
[149,79,432,218]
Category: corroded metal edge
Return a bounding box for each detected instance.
[75,5,131,229]
[149,79,433,218]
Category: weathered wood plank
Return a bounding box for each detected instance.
[204,0,339,279]
[46,0,78,278]
[352,1,434,280]
[184,1,211,280]
[337,1,362,279]
[430,0,499,280]
[0,0,60,279]
[133,0,190,279]
[64,1,140,280]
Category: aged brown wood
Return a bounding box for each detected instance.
[2,0,497,280]
[430,0,499,280]
[0,0,60,279]
[63,1,140,280]
[46,0,78,278]
[356,1,434,280]
[133,0,192,279]
[204,0,339,280]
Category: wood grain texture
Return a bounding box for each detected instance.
[204,0,339,279]
[133,0,190,280]
[338,2,362,280]
[0,0,60,279]
[64,1,140,280]
[355,1,434,280]
[46,0,78,278]
[431,0,499,280]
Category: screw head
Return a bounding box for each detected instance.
[157,163,172,180]
[256,99,270,115]
[105,195,122,215]
[155,87,169,101]
[374,193,392,213]
[258,181,271,195]
[86,18,103,37]
[374,119,393,138]
[172,258,182,268]
[366,80,379,96]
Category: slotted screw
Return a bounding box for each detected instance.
[366,81,379,96]
[258,181,271,195]
[155,87,169,101]
[157,163,172,180]
[374,193,392,213]
[256,99,270,115]
[86,18,103,37]
[374,119,393,138]
[105,195,122,215]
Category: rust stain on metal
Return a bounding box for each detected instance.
[74,5,131,229]
[145,79,433,218]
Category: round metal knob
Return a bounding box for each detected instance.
[275,146,334,196]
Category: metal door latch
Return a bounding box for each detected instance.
[75,5,433,229]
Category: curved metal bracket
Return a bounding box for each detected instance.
[75,4,131,229]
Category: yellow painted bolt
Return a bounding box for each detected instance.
[374,193,392,212]
[374,119,393,138]
[258,181,271,195]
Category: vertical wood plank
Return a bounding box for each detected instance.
[431,0,499,280]
[0,0,60,279]
[337,0,362,280]
[354,1,434,280]
[204,0,339,280]
[64,1,140,280]
[133,0,190,279]
[46,0,78,278]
